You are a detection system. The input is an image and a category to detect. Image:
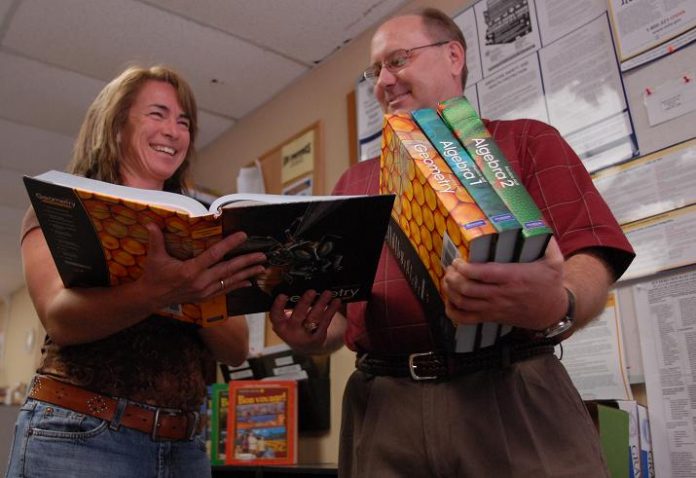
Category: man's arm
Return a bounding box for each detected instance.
[441,238,614,334]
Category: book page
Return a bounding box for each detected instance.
[633,269,696,478]
[33,170,208,216]
[209,191,365,213]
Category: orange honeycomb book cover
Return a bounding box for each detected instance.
[25,170,394,325]
[26,178,226,327]
[380,113,497,296]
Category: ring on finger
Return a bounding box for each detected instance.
[219,279,225,292]
[302,320,319,333]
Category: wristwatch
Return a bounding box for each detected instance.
[538,287,576,339]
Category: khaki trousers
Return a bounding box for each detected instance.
[338,354,609,478]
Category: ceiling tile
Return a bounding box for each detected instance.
[141,0,405,64]
[197,110,234,150]
[4,0,309,118]
[0,118,75,174]
[0,52,105,137]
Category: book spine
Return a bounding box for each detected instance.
[412,108,522,263]
[438,96,552,262]
[381,113,497,352]
[382,114,497,270]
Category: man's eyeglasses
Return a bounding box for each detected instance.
[362,41,450,82]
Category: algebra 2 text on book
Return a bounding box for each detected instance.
[24,170,394,326]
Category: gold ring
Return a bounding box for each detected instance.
[219,279,225,292]
[303,320,319,333]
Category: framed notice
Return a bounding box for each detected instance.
[257,122,323,195]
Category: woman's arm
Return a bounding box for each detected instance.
[23,223,266,346]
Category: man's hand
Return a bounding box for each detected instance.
[269,290,342,355]
[441,237,568,330]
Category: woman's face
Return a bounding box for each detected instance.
[118,80,191,190]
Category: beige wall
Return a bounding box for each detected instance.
[194,0,469,196]
[192,0,469,464]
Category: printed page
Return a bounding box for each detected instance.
[478,53,547,123]
[534,0,606,46]
[621,204,696,282]
[560,291,633,400]
[474,0,541,77]
[607,0,696,68]
[634,269,696,478]
[593,139,696,225]
[453,7,483,85]
[538,14,634,172]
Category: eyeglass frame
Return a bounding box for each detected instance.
[362,40,451,82]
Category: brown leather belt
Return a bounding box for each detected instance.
[356,340,555,381]
[28,375,201,441]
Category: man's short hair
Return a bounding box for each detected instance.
[413,7,468,89]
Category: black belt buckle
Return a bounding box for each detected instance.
[408,352,439,381]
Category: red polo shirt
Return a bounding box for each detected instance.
[333,118,634,354]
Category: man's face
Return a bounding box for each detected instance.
[370,15,463,113]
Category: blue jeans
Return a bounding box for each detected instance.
[4,399,211,478]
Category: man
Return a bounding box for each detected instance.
[269,7,634,478]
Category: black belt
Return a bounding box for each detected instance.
[356,340,555,381]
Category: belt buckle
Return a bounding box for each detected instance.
[408,351,438,381]
[151,407,198,441]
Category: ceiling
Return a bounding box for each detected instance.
[0,0,405,299]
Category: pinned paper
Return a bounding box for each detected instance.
[643,71,696,126]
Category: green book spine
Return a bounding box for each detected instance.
[438,96,552,262]
[412,108,521,263]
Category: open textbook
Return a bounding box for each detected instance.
[24,170,394,326]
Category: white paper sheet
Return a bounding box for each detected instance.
[621,204,696,282]
[644,72,696,126]
[634,269,696,478]
[607,0,696,69]
[593,139,696,225]
[474,0,542,76]
[478,53,547,123]
[534,0,607,46]
[560,291,633,400]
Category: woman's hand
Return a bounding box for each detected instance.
[268,290,342,355]
[139,223,267,312]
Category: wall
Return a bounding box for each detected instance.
[192,0,470,464]
[1,288,43,389]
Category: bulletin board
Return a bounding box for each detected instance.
[257,122,324,195]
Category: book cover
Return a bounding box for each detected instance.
[380,113,498,351]
[614,400,642,478]
[24,170,394,325]
[226,380,297,466]
[637,404,655,478]
[586,401,630,478]
[412,107,521,263]
[209,383,230,466]
[437,96,552,262]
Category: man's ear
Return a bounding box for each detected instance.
[446,41,466,78]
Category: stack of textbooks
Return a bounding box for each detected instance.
[380,96,552,351]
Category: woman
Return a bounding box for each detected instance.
[5,65,266,478]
